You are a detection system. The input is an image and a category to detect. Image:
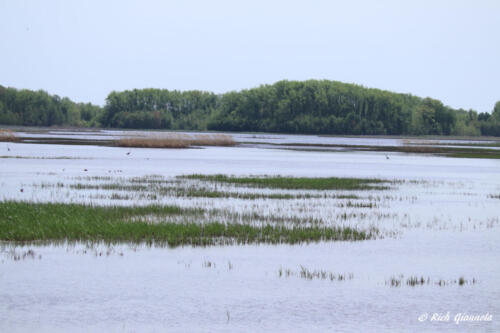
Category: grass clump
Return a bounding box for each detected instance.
[116,133,235,148]
[0,201,376,246]
[179,174,389,190]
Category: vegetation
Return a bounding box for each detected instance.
[279,266,354,281]
[179,174,389,190]
[0,201,375,245]
[0,85,100,127]
[262,142,500,159]
[0,155,85,159]
[0,129,19,142]
[445,151,500,159]
[102,89,217,129]
[68,182,336,200]
[387,275,477,287]
[116,133,235,148]
[1,81,499,136]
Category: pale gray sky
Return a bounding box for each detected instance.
[1,0,499,112]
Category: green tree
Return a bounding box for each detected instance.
[492,101,500,121]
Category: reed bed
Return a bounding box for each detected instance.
[0,129,19,142]
[116,133,235,148]
[0,201,375,246]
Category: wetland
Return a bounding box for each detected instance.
[1,128,499,332]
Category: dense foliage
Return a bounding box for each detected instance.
[101,89,218,130]
[1,81,499,136]
[0,85,100,127]
[207,80,500,136]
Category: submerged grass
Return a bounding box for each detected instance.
[179,174,389,190]
[0,201,376,246]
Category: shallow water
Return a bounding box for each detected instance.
[1,231,499,332]
[1,132,499,332]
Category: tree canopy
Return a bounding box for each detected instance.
[1,81,499,136]
[0,85,100,127]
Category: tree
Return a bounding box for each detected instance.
[492,101,500,121]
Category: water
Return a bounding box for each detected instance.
[1,129,499,332]
[1,232,498,332]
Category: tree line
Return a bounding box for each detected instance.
[0,85,100,127]
[1,81,499,136]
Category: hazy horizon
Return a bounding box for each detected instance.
[1,0,499,112]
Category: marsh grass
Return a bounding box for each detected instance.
[278,266,354,282]
[158,187,329,200]
[446,152,500,159]
[0,202,376,246]
[116,133,235,148]
[179,174,390,190]
[403,140,500,148]
[0,155,87,159]
[69,183,149,191]
[257,142,500,159]
[203,260,216,268]
[65,179,362,200]
[387,275,477,287]
[0,129,19,142]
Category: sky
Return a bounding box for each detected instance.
[0,0,499,112]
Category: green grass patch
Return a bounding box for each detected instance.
[0,201,375,246]
[179,174,389,190]
[445,152,500,159]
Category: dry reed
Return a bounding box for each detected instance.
[0,129,19,142]
[116,133,235,148]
